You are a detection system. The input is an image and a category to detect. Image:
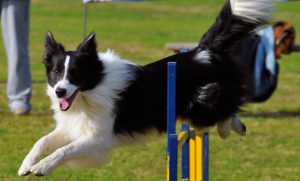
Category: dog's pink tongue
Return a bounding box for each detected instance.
[59,99,69,111]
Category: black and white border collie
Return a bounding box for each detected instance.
[19,0,273,176]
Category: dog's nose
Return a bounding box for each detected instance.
[55,88,67,98]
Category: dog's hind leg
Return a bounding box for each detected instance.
[231,115,246,136]
[217,115,246,139]
[18,129,69,176]
[217,119,232,139]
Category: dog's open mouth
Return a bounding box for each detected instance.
[58,89,80,111]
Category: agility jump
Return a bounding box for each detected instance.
[166,62,209,181]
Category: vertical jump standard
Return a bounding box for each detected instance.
[166,62,209,181]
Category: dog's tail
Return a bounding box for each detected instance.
[198,0,273,51]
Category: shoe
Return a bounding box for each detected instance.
[10,101,31,115]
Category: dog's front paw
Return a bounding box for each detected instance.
[30,159,55,176]
[18,159,34,176]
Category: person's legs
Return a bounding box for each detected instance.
[1,0,31,115]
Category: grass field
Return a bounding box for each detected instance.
[0,0,300,180]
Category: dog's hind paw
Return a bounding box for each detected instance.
[217,120,232,139]
[231,116,246,136]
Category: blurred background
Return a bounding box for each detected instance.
[0,0,299,180]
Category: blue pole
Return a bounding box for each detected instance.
[203,133,209,181]
[167,62,177,181]
[181,124,189,180]
[169,134,178,181]
[167,62,176,153]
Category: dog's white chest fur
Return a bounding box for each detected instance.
[54,110,101,140]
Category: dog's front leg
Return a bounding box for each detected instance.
[30,136,102,176]
[18,129,69,176]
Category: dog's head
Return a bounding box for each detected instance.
[43,32,104,111]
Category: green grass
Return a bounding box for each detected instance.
[0,0,300,180]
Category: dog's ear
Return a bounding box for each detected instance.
[77,32,97,54]
[44,32,65,63]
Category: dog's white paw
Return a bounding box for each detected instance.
[18,159,34,176]
[30,159,55,176]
